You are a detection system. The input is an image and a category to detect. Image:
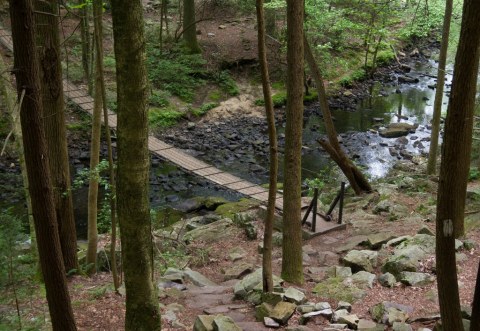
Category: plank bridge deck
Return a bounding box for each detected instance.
[0,25,346,232]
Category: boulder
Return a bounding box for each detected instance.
[193,315,216,331]
[379,123,417,138]
[234,268,282,299]
[270,302,297,325]
[358,319,383,330]
[367,232,397,249]
[184,268,217,287]
[213,315,242,331]
[223,263,254,281]
[342,250,378,272]
[370,302,413,325]
[184,218,235,243]
[351,271,377,289]
[255,302,274,321]
[228,247,247,261]
[399,271,434,287]
[378,272,396,287]
[284,287,307,304]
[393,322,413,331]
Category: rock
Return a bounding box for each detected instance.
[464,239,475,250]
[337,301,352,312]
[213,315,242,331]
[228,247,247,261]
[342,250,378,272]
[284,287,306,304]
[455,239,464,251]
[398,75,419,84]
[184,218,235,243]
[379,123,417,138]
[193,315,216,331]
[392,322,413,331]
[264,317,280,328]
[399,271,435,287]
[299,309,333,324]
[357,319,382,330]
[157,280,187,291]
[223,263,254,281]
[383,245,429,276]
[338,314,359,329]
[335,235,368,253]
[332,309,350,322]
[176,199,204,213]
[370,302,413,325]
[218,24,226,29]
[417,226,434,236]
[255,303,274,321]
[234,268,283,299]
[187,122,196,130]
[261,292,284,306]
[184,268,218,287]
[351,271,376,289]
[386,235,411,247]
[163,267,185,282]
[286,326,315,331]
[312,277,366,303]
[324,324,348,330]
[335,266,353,278]
[378,272,396,287]
[270,302,297,325]
[367,232,396,249]
[315,302,332,310]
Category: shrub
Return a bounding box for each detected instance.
[191,102,218,117]
[148,107,184,128]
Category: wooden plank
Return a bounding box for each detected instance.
[158,148,210,171]
[79,102,94,111]
[204,172,243,185]
[148,137,173,152]
[239,186,268,196]
[193,167,223,176]
[225,180,257,190]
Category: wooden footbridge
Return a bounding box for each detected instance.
[0,26,345,236]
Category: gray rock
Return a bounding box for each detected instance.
[284,287,306,304]
[299,309,333,324]
[228,247,247,261]
[255,302,274,321]
[370,302,413,325]
[233,268,282,299]
[463,239,475,250]
[342,250,378,272]
[163,267,185,282]
[393,322,413,331]
[270,301,297,325]
[223,263,254,281]
[184,268,217,287]
[297,304,316,314]
[324,324,348,330]
[337,314,359,329]
[332,309,350,322]
[335,266,353,278]
[351,271,376,289]
[417,226,434,236]
[263,317,280,328]
[367,232,397,249]
[335,235,368,253]
[315,302,331,310]
[213,315,242,331]
[357,319,383,330]
[261,292,284,306]
[193,315,216,331]
[337,301,352,312]
[378,272,396,287]
[379,122,417,138]
[386,235,412,247]
[382,244,430,277]
[286,326,315,331]
[184,218,235,243]
[455,239,464,251]
[399,271,434,287]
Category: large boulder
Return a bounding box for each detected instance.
[342,250,378,272]
[399,271,435,287]
[379,123,417,138]
[233,268,283,299]
[183,218,235,243]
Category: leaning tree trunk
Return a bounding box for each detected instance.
[111,0,162,329]
[256,0,278,293]
[436,0,480,329]
[427,0,453,175]
[304,37,372,195]
[281,0,304,285]
[471,258,480,330]
[35,0,78,272]
[9,0,77,329]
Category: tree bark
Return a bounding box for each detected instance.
[281,0,304,285]
[111,0,162,329]
[427,0,453,175]
[35,0,78,273]
[183,0,201,53]
[79,2,93,93]
[9,0,77,329]
[304,37,372,195]
[471,258,480,331]
[436,0,480,329]
[256,0,277,293]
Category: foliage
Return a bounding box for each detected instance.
[149,89,171,108]
[210,70,239,96]
[339,68,366,87]
[147,44,207,102]
[191,102,218,117]
[469,168,480,181]
[148,107,184,128]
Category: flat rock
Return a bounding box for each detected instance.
[335,235,368,253]
[184,218,235,243]
[378,272,396,287]
[223,263,254,281]
[358,319,383,330]
[270,302,297,325]
[379,123,417,138]
[399,271,435,287]
[193,315,216,331]
[392,322,413,331]
[337,301,352,312]
[213,315,242,331]
[284,287,306,304]
[351,271,376,289]
[234,268,283,299]
[368,232,397,249]
[263,317,280,328]
[184,268,218,287]
[228,247,248,261]
[337,314,359,328]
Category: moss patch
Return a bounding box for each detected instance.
[215,198,261,219]
[312,277,366,303]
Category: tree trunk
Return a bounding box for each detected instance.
[436,0,480,329]
[427,0,453,175]
[471,258,480,331]
[79,2,93,93]
[35,0,78,273]
[9,0,77,329]
[256,0,277,293]
[93,0,120,290]
[111,0,162,329]
[304,37,372,195]
[183,0,201,53]
[281,0,304,285]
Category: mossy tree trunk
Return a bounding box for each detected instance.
[427,0,453,175]
[9,0,77,329]
[436,0,480,329]
[35,0,78,273]
[304,37,372,195]
[281,0,304,285]
[256,0,278,293]
[111,0,162,329]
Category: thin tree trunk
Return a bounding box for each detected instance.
[9,0,77,329]
[427,0,453,175]
[281,0,304,285]
[35,0,78,273]
[80,3,92,93]
[471,258,480,331]
[86,6,103,273]
[183,0,201,53]
[111,0,162,329]
[256,0,277,293]
[436,0,480,329]
[304,37,372,194]
[93,0,120,291]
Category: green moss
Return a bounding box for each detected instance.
[215,198,261,219]
[151,207,184,229]
[103,56,116,69]
[312,277,365,302]
[303,91,318,103]
[208,90,222,102]
[271,81,285,90]
[376,49,395,65]
[191,102,218,117]
[260,182,284,190]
